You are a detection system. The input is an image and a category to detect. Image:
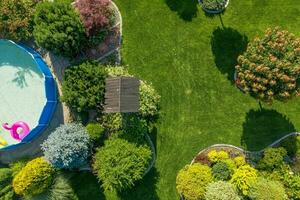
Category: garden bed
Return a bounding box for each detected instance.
[199,0,229,14]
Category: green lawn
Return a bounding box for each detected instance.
[86,0,300,199]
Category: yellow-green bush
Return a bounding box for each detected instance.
[12,157,55,196]
[176,163,213,200]
[208,150,229,163]
[230,165,257,196]
[234,156,246,168]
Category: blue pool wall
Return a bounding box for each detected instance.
[0,40,57,150]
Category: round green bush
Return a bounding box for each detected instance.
[12,157,55,196]
[93,138,152,191]
[33,0,87,57]
[0,0,40,41]
[249,178,287,200]
[212,161,232,181]
[205,181,240,200]
[258,147,287,171]
[61,61,107,113]
[176,163,213,200]
[236,27,300,102]
[86,123,105,142]
[202,0,227,10]
[230,165,257,196]
[41,123,90,169]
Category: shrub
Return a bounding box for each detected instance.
[258,147,287,171]
[106,66,161,118]
[12,157,55,196]
[0,0,40,41]
[93,138,151,191]
[207,150,229,163]
[49,174,78,200]
[234,156,246,167]
[212,162,232,181]
[230,165,257,196]
[223,159,237,171]
[33,0,86,57]
[176,163,213,200]
[249,178,287,200]
[236,27,300,102]
[282,174,300,199]
[61,61,107,113]
[139,81,161,118]
[86,123,105,142]
[0,168,14,199]
[116,114,148,144]
[75,0,113,37]
[9,159,29,177]
[202,0,227,10]
[101,113,123,132]
[41,123,90,169]
[205,181,240,200]
[281,136,300,156]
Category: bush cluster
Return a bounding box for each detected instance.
[258,147,287,170]
[207,150,229,163]
[236,27,300,102]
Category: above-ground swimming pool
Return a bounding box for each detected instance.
[0,40,57,150]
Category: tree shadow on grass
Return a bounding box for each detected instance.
[211,27,248,83]
[118,168,160,200]
[165,0,198,21]
[242,108,296,151]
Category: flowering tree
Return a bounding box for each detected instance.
[236,27,300,102]
[75,0,112,36]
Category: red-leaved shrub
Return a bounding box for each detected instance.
[75,0,112,36]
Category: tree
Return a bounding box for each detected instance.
[93,138,152,191]
[249,178,287,200]
[230,165,257,196]
[236,27,300,102]
[41,123,90,169]
[176,163,213,200]
[61,61,107,113]
[0,0,40,41]
[12,157,55,196]
[75,0,112,36]
[33,0,87,57]
[205,181,240,200]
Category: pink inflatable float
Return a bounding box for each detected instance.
[2,121,30,141]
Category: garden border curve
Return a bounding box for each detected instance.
[191,132,300,165]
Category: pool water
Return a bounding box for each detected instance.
[0,40,47,146]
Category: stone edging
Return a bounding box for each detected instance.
[143,133,156,176]
[96,1,123,64]
[199,0,229,14]
[191,132,300,165]
[234,70,246,93]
